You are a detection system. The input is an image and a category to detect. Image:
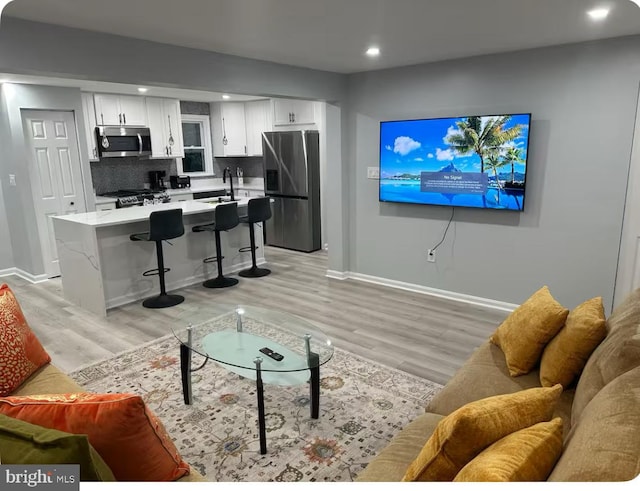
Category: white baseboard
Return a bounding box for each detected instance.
[325,270,349,280]
[106,258,266,310]
[0,267,49,284]
[326,270,517,313]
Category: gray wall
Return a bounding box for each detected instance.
[0,84,92,275]
[346,36,640,312]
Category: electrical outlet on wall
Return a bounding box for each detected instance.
[427,249,436,263]
[367,167,380,179]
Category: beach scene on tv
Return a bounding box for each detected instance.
[379,114,531,211]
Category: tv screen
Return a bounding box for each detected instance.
[379,113,531,211]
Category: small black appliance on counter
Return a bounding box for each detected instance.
[170,175,191,189]
[149,170,167,191]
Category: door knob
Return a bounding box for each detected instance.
[70,201,75,206]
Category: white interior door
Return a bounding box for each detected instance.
[23,110,87,278]
[615,84,640,307]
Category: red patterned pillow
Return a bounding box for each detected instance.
[0,284,51,395]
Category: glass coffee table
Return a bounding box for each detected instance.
[173,305,334,454]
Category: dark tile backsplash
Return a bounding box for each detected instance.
[213,156,264,179]
[90,157,177,194]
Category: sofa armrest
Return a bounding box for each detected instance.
[355,412,444,482]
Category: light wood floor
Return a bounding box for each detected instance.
[5,247,507,385]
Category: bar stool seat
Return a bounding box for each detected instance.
[130,208,185,309]
[239,197,272,278]
[192,202,240,288]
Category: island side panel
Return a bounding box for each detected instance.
[98,206,265,310]
[52,218,107,316]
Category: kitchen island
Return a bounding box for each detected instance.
[52,199,265,317]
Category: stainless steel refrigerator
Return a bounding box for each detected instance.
[262,130,321,252]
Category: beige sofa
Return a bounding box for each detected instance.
[357,289,640,481]
[12,362,206,482]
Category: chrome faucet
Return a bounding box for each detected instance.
[223,167,235,201]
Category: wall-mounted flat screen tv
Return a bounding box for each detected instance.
[379,113,531,211]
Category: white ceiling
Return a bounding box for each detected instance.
[4,0,640,74]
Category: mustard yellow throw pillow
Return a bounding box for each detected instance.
[540,297,607,388]
[454,418,563,482]
[401,385,562,482]
[491,286,569,376]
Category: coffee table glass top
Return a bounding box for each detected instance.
[173,305,333,376]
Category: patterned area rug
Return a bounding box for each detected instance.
[70,316,442,482]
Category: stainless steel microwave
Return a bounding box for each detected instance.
[95,126,152,158]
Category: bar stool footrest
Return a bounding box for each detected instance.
[203,255,221,264]
[239,246,255,253]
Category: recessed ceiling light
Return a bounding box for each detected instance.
[366,47,380,57]
[587,8,610,20]
[222,94,231,100]
[137,87,148,93]
[630,0,640,7]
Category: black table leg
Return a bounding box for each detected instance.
[309,351,320,419]
[180,343,192,405]
[255,357,267,455]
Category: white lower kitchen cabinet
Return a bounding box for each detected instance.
[95,202,116,211]
[173,193,194,202]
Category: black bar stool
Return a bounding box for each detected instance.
[130,209,185,309]
[192,202,240,288]
[239,197,272,278]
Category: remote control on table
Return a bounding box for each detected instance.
[259,347,284,362]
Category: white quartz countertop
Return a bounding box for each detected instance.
[54,198,251,228]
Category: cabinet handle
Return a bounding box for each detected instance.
[119,113,122,125]
[93,148,97,158]
[289,112,293,123]
[166,146,169,155]
[123,113,127,125]
[292,112,296,123]
[100,113,104,125]
[244,145,247,154]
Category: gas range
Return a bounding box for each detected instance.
[98,189,171,208]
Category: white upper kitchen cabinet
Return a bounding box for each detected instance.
[146,97,184,158]
[81,92,99,162]
[272,98,315,126]
[211,102,247,156]
[94,93,147,126]
[245,100,272,156]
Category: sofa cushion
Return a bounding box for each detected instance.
[402,385,562,482]
[549,366,640,482]
[355,412,444,482]
[454,418,563,482]
[425,341,574,431]
[0,284,51,396]
[0,393,190,482]
[12,363,83,396]
[0,413,115,481]
[572,288,640,424]
[490,286,569,376]
[540,296,607,388]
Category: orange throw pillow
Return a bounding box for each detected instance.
[0,284,51,396]
[0,393,190,482]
